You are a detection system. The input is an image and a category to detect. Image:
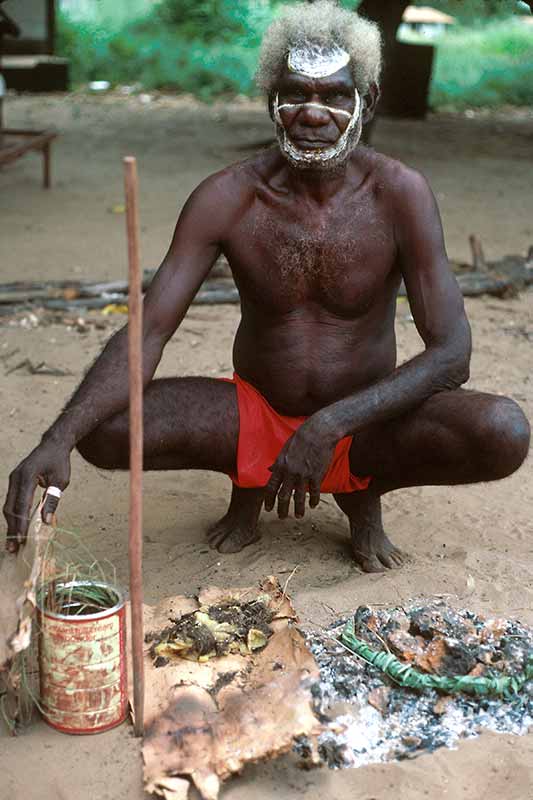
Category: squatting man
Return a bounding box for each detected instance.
[4,2,530,572]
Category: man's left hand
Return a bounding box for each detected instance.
[264,418,337,518]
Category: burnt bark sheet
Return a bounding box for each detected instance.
[134,578,322,800]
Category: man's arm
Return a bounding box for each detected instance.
[317,168,471,435]
[265,168,471,517]
[4,174,232,548]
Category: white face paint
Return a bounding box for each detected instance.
[277,100,352,120]
[287,42,351,79]
[273,89,362,169]
[274,43,363,170]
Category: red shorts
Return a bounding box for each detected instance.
[223,373,371,494]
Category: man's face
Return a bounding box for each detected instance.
[273,63,362,171]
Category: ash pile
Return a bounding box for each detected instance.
[306,601,533,767]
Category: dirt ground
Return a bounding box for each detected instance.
[0,94,532,800]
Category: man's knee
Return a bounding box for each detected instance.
[76,419,126,470]
[475,397,530,479]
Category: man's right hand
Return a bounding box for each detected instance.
[2,174,230,553]
[3,441,71,552]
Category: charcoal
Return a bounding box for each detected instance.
[353,606,384,648]
[436,637,478,675]
[304,601,533,769]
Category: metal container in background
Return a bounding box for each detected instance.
[38,581,128,735]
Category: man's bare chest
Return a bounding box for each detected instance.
[224,196,398,315]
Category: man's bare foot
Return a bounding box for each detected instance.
[207,485,263,554]
[334,489,406,573]
[350,524,405,573]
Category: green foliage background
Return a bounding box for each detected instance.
[56,0,533,107]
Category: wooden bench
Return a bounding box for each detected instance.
[0,127,57,188]
[0,3,59,189]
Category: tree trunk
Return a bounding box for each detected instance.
[358,0,434,135]
[357,0,409,47]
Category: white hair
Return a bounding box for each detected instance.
[256,1,382,95]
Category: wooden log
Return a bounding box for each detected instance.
[39,285,240,311]
[124,156,145,739]
[9,273,530,310]
[0,279,84,292]
[0,242,531,312]
[41,296,129,310]
[398,269,524,299]
[193,288,240,305]
[0,265,231,305]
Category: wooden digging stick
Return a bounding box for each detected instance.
[124,156,145,737]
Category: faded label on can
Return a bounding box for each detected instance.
[39,602,127,734]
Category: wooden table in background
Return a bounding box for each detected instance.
[0,128,57,188]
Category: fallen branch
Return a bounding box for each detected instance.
[5,359,73,377]
[37,285,240,311]
[0,245,531,311]
[0,259,232,305]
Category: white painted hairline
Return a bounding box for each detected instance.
[287,43,351,79]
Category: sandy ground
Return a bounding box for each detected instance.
[0,94,532,800]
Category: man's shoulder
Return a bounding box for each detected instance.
[193,150,277,205]
[178,151,281,235]
[358,148,430,198]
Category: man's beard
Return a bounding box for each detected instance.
[274,91,363,173]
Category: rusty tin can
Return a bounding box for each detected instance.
[38,581,128,734]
